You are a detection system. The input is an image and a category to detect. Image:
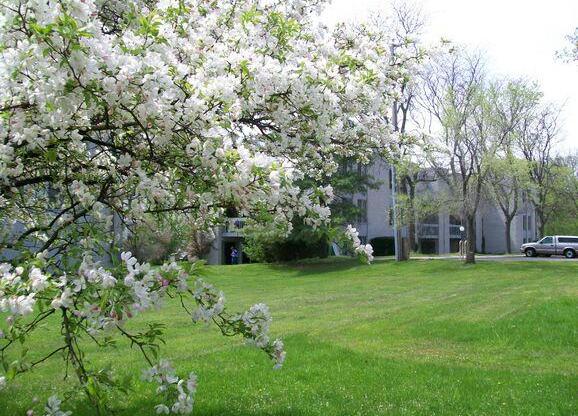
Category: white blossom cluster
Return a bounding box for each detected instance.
[241,303,272,347]
[191,279,226,323]
[142,359,197,414]
[0,0,409,240]
[0,251,187,336]
[43,396,72,416]
[271,339,287,370]
[0,264,41,317]
[345,225,375,263]
[191,280,286,369]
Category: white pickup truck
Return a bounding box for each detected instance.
[520,236,578,259]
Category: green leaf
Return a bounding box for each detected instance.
[239,60,250,78]
[6,364,17,380]
[46,149,57,162]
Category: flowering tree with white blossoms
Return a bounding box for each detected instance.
[0,0,412,413]
[345,225,374,262]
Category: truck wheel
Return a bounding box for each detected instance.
[525,248,536,257]
[564,249,576,259]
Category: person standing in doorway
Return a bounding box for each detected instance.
[231,247,239,265]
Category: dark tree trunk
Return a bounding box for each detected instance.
[397,228,409,261]
[407,180,418,252]
[465,214,476,264]
[402,235,411,260]
[504,217,512,254]
[394,174,409,261]
[408,221,417,253]
[537,209,546,237]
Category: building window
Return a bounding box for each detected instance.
[342,197,355,223]
[449,215,461,225]
[357,199,367,223]
[522,215,527,231]
[388,168,393,190]
[388,207,394,226]
[527,214,532,230]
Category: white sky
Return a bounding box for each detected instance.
[322,0,578,153]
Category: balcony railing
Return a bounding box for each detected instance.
[222,217,246,237]
[417,223,439,238]
[416,223,464,239]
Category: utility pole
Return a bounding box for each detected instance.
[388,42,409,262]
[391,163,402,261]
[391,93,405,261]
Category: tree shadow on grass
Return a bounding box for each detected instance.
[267,257,370,277]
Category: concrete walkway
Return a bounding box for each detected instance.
[375,254,577,262]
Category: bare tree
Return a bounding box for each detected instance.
[485,78,540,253]
[546,151,578,235]
[516,104,561,236]
[418,49,492,263]
[557,150,578,175]
[556,27,578,62]
[486,155,530,253]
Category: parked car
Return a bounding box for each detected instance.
[520,236,578,258]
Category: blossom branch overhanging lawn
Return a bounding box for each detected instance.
[0,0,417,413]
[0,253,285,414]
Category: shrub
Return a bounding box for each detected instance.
[243,221,330,263]
[370,237,395,256]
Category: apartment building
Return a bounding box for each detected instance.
[350,158,537,255]
[207,158,538,264]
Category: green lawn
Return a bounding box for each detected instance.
[1,259,577,415]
